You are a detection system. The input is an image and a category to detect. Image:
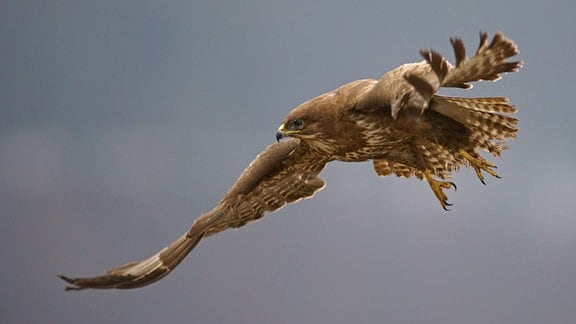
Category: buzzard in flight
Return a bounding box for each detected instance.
[60,32,521,290]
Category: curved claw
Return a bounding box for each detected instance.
[424,170,457,211]
[442,201,454,211]
[459,150,501,184]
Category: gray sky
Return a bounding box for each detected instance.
[2,1,576,323]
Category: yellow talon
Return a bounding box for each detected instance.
[459,149,501,185]
[424,170,456,211]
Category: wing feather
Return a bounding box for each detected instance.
[59,139,328,290]
[442,32,521,88]
[355,32,520,119]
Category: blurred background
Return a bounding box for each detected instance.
[1,1,575,323]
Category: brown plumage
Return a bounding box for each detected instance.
[59,32,521,290]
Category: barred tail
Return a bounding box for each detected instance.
[430,95,518,156]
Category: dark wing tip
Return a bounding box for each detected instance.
[57,271,145,291]
[58,233,201,291]
[450,37,466,67]
[58,274,87,291]
[477,31,489,53]
[404,73,435,99]
[419,49,449,82]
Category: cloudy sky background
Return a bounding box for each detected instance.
[2,1,575,323]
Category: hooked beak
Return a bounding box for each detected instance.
[276,124,287,142]
[276,123,301,141]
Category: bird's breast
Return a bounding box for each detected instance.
[329,114,402,162]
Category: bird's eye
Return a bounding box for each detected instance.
[291,119,304,129]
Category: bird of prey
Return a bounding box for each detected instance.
[59,32,521,290]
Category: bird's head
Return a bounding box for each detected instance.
[275,80,370,145]
[276,99,334,143]
[276,115,314,142]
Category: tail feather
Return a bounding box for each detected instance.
[435,96,517,114]
[431,95,518,156]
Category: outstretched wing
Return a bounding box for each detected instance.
[59,139,329,290]
[442,32,521,89]
[355,32,520,120]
